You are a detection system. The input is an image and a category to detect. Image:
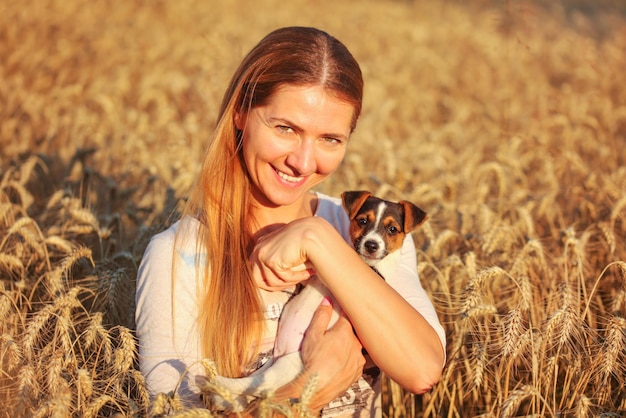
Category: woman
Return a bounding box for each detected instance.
[135,26,446,416]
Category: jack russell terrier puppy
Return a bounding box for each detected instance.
[200,190,427,412]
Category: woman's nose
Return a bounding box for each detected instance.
[285,139,315,175]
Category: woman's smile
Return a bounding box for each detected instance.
[274,167,306,185]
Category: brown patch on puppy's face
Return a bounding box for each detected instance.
[379,211,406,254]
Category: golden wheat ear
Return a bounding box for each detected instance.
[400,201,427,232]
[341,190,373,219]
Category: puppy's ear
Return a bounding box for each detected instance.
[400,201,427,232]
[341,190,372,219]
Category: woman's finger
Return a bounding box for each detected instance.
[290,260,315,274]
[252,259,315,291]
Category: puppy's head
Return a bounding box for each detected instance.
[341,190,427,266]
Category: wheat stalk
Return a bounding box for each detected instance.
[0,290,16,323]
[22,287,82,359]
[574,394,591,418]
[44,235,75,254]
[544,302,580,351]
[46,247,94,296]
[196,375,239,412]
[55,311,74,354]
[17,363,38,411]
[2,180,34,210]
[597,221,616,256]
[461,267,504,317]
[464,251,477,279]
[257,396,294,418]
[46,350,65,397]
[22,303,55,360]
[82,311,105,350]
[76,368,94,405]
[151,391,185,416]
[150,392,170,416]
[84,394,116,418]
[127,368,151,411]
[49,378,73,418]
[474,161,507,217]
[0,333,22,372]
[70,207,100,230]
[610,195,626,231]
[463,303,498,321]
[171,409,218,417]
[419,220,437,246]
[66,224,99,235]
[113,326,136,374]
[0,201,17,225]
[501,307,526,359]
[0,253,25,279]
[430,229,459,259]
[77,310,114,365]
[598,315,626,388]
[0,216,45,255]
[44,189,67,210]
[17,155,46,185]
[499,385,535,418]
[101,265,136,328]
[471,341,487,394]
[612,262,626,313]
[583,261,626,321]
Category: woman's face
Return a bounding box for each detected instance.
[236,84,355,211]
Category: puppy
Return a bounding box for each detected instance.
[342,190,427,276]
[201,191,427,412]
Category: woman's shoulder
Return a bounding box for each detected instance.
[314,192,350,242]
[141,216,202,262]
[149,216,201,243]
[315,192,343,217]
[137,216,203,286]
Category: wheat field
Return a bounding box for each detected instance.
[1,0,625,416]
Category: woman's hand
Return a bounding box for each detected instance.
[274,299,365,412]
[250,217,330,291]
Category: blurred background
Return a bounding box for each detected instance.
[1,0,625,416]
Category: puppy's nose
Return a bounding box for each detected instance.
[364,241,379,254]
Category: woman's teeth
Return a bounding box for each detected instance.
[277,170,301,183]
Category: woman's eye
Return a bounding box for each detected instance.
[323,137,341,145]
[277,125,293,133]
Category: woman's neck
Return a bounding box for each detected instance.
[249,192,318,235]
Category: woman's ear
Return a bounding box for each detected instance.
[234,111,245,130]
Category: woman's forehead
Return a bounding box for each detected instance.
[258,85,355,135]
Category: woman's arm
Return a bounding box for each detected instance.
[135,223,205,406]
[251,217,445,394]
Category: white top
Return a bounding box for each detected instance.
[135,192,446,416]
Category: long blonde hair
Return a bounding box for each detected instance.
[180,27,363,377]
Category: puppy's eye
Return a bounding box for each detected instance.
[387,226,399,235]
[357,218,368,226]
